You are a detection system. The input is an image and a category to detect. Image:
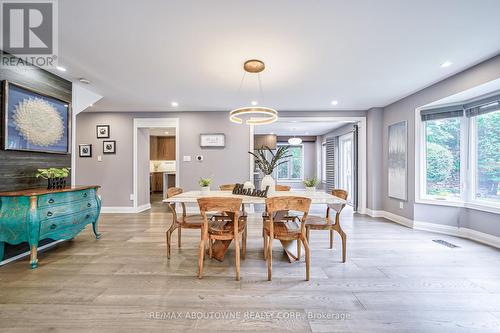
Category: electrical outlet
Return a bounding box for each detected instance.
[399,201,404,209]
[130,194,134,201]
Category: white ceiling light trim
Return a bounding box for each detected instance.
[288,137,302,145]
[229,107,278,125]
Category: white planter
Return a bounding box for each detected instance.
[261,175,275,194]
[200,186,210,194]
[305,186,316,192]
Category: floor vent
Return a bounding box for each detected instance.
[433,239,460,248]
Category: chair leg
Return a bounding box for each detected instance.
[234,235,241,281]
[209,239,213,259]
[339,229,347,263]
[166,230,172,259]
[178,227,182,248]
[242,224,247,260]
[329,229,334,249]
[297,238,301,260]
[301,235,310,281]
[198,239,205,279]
[267,238,273,281]
[263,233,268,259]
[306,226,310,242]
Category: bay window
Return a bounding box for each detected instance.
[276,144,303,181]
[419,93,500,210]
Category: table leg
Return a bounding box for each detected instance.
[280,240,301,263]
[166,203,179,259]
[209,240,232,262]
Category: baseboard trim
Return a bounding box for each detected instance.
[102,203,151,214]
[365,209,500,249]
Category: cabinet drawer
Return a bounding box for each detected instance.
[38,189,92,207]
[40,209,96,237]
[39,200,96,221]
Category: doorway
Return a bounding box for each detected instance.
[338,132,354,205]
[133,118,179,212]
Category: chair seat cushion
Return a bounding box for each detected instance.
[209,219,247,236]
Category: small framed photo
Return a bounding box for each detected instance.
[79,144,92,157]
[200,133,225,147]
[103,140,116,154]
[96,125,110,138]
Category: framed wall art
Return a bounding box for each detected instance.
[388,121,407,200]
[96,125,110,138]
[200,133,225,147]
[79,144,92,157]
[103,140,116,154]
[2,81,71,154]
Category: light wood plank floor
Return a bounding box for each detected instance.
[1,202,500,332]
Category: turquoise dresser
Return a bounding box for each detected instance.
[0,186,101,268]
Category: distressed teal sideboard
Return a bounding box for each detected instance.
[0,186,101,268]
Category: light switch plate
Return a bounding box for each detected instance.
[97,155,102,162]
[183,155,191,162]
[399,202,404,209]
[130,194,134,201]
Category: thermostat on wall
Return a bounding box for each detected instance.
[195,155,203,161]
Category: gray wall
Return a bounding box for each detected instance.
[366,108,384,211]
[381,54,500,236]
[76,111,250,207]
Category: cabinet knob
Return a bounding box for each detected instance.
[85,214,90,219]
[50,224,57,230]
[83,193,87,198]
[47,211,53,217]
[87,203,91,208]
[48,198,55,204]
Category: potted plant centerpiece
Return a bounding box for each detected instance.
[35,168,71,190]
[303,176,319,192]
[249,146,291,193]
[199,177,212,194]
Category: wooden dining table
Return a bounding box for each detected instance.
[163,190,347,262]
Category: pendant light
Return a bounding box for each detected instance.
[229,59,278,125]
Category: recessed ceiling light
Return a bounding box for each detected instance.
[441,61,452,68]
[251,101,258,106]
[270,132,274,135]
[331,100,339,106]
[171,102,179,107]
[89,104,93,107]
[56,66,66,72]
[79,78,91,84]
[164,131,169,135]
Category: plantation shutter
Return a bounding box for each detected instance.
[325,136,336,193]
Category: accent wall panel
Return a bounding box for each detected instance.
[0,52,72,192]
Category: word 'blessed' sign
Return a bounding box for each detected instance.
[232,184,269,197]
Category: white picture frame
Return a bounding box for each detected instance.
[388,121,407,200]
[200,133,225,147]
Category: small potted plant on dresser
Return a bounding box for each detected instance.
[303,176,319,192]
[35,168,71,190]
[199,177,212,194]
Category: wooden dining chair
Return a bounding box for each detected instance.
[197,197,245,281]
[305,189,348,262]
[218,184,236,191]
[165,187,205,259]
[275,184,291,191]
[264,196,312,281]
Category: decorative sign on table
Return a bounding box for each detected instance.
[232,183,269,197]
[200,133,225,147]
[2,81,70,154]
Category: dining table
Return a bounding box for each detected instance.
[163,190,347,262]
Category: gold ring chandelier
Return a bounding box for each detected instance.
[229,59,278,125]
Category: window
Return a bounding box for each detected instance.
[419,94,500,210]
[424,118,461,199]
[473,109,500,203]
[276,144,303,180]
[321,143,326,182]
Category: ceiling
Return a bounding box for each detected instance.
[254,121,352,136]
[56,0,500,112]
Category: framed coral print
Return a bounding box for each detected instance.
[1,81,71,154]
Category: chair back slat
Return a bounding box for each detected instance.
[275,185,291,191]
[197,197,242,213]
[265,196,311,213]
[167,187,183,198]
[219,184,236,191]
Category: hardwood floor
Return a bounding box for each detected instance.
[1,202,500,332]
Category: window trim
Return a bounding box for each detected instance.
[276,143,304,181]
[415,104,500,214]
